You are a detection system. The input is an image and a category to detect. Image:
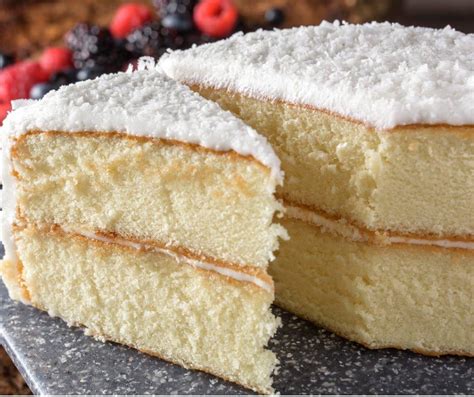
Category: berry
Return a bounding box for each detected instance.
[126,21,163,57]
[157,0,195,33]
[0,102,11,125]
[29,82,58,100]
[264,7,284,26]
[51,68,77,86]
[76,65,109,82]
[193,0,238,38]
[0,53,14,70]
[0,61,48,102]
[39,47,73,77]
[65,24,130,70]
[154,0,196,17]
[161,13,193,33]
[126,21,190,57]
[110,3,153,39]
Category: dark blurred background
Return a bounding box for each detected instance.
[0,0,473,394]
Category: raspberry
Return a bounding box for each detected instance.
[0,102,11,125]
[39,47,73,77]
[0,61,48,102]
[193,0,238,38]
[110,3,153,39]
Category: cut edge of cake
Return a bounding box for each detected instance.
[0,59,288,393]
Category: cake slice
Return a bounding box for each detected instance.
[160,22,474,355]
[0,59,286,393]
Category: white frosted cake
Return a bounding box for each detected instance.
[0,59,287,393]
[160,22,474,355]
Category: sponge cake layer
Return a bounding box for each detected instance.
[191,84,474,239]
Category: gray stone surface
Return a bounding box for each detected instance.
[1,253,473,394]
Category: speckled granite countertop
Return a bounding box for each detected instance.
[1,251,473,394]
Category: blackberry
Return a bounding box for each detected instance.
[127,21,195,58]
[154,0,197,16]
[126,21,164,58]
[65,24,131,71]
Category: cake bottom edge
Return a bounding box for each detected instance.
[273,299,474,358]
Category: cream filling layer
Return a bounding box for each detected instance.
[62,226,273,293]
[286,204,474,250]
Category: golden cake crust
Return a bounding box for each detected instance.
[11,130,271,175]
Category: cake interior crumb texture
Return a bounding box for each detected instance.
[11,131,284,268]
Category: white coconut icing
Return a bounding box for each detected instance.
[0,60,282,262]
[1,59,281,180]
[160,21,474,129]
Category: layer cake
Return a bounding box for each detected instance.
[160,22,474,355]
[0,58,286,393]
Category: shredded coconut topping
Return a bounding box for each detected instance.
[160,21,474,129]
[0,61,282,262]
[1,61,282,181]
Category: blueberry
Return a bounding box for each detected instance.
[51,68,77,86]
[161,13,193,33]
[76,66,109,82]
[0,52,15,69]
[30,82,57,100]
[265,7,285,26]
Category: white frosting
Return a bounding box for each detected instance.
[160,21,474,129]
[286,204,474,250]
[0,60,282,262]
[2,60,281,179]
[63,227,273,292]
[1,138,17,262]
